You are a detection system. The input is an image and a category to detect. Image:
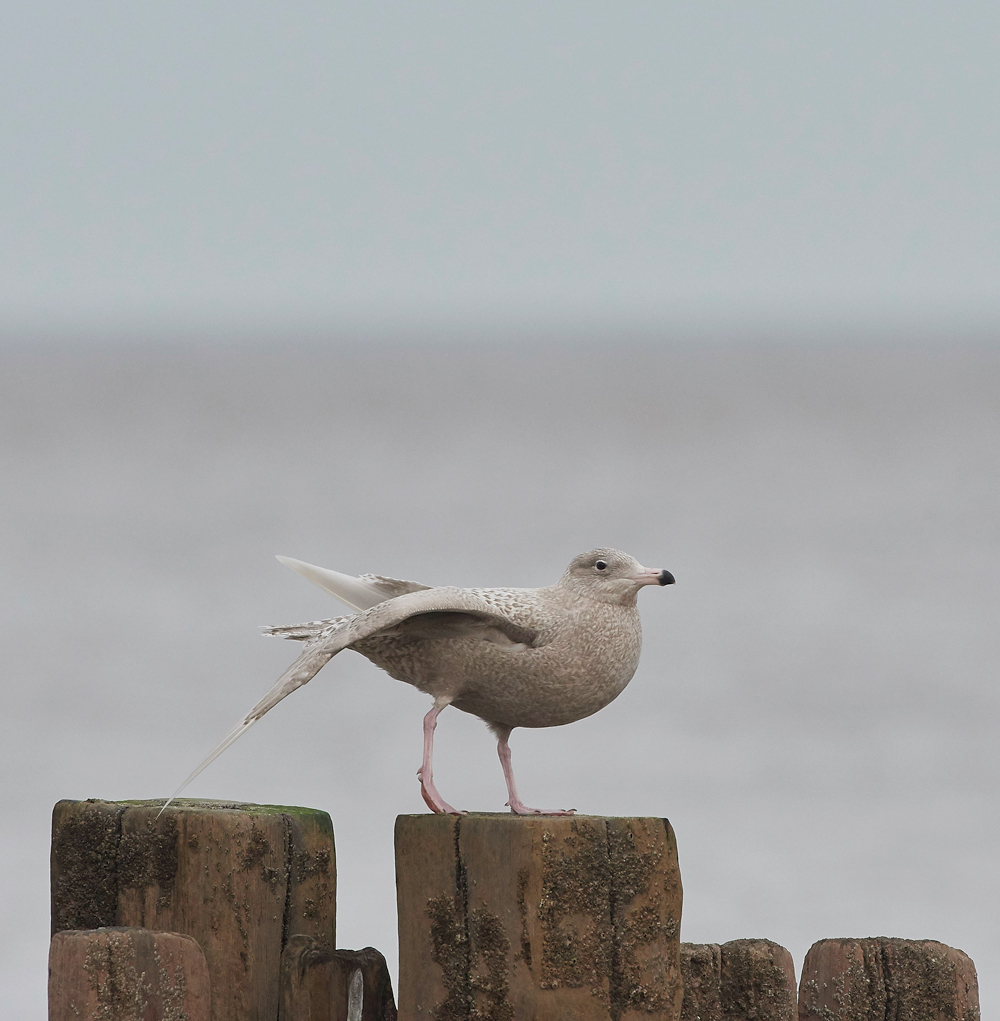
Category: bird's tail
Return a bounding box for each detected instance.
[156,639,338,818]
[156,715,260,818]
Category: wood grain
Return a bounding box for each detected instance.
[51,799,337,1021]
[279,935,397,1020]
[679,940,796,1021]
[48,927,210,1021]
[798,937,980,1021]
[395,813,683,1021]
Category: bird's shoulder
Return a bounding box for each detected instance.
[462,584,572,629]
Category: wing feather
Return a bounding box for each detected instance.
[276,556,430,610]
[159,587,539,814]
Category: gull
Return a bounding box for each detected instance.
[162,548,674,816]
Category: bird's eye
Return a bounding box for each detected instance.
[595,560,607,571]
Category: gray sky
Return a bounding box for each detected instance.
[2,2,998,337]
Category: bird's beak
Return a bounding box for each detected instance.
[635,566,675,587]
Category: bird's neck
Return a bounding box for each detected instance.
[558,581,638,608]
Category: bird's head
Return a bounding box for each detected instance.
[560,548,675,605]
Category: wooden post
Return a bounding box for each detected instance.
[279,935,398,1020]
[679,940,796,1021]
[51,799,337,1021]
[395,813,683,1021]
[48,927,211,1021]
[797,937,980,1021]
[719,940,796,1021]
[679,943,722,1021]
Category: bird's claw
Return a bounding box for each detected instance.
[506,799,576,817]
[417,770,464,815]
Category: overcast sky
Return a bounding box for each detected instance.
[2,2,998,336]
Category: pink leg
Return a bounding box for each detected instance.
[417,697,463,815]
[496,727,575,816]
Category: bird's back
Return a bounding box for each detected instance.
[352,583,643,730]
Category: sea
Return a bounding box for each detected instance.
[1,335,997,1015]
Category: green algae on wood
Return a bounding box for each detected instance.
[51,798,336,1021]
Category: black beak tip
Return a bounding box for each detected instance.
[658,569,676,586]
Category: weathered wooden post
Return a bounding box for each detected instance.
[280,935,398,1020]
[678,942,723,1020]
[395,813,683,1021]
[49,927,211,1021]
[51,798,336,1021]
[679,939,797,1021]
[797,937,980,1021]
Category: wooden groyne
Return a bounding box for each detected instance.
[797,937,980,1021]
[395,813,683,1020]
[50,798,340,1021]
[48,799,980,1021]
[49,927,211,1021]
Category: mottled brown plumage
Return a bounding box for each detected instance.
[162,548,674,816]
